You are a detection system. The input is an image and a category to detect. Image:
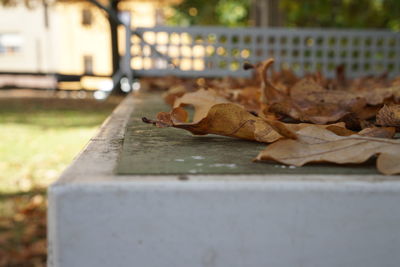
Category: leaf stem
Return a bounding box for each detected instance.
[142,117,157,125]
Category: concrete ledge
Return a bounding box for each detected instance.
[48,93,400,267]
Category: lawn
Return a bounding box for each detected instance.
[0,94,121,266]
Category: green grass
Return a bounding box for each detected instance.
[0,96,120,194]
[0,95,120,265]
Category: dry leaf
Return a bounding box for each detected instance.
[144,89,283,142]
[289,79,366,123]
[256,126,400,175]
[173,88,230,122]
[261,59,367,124]
[178,103,282,142]
[376,104,400,127]
[227,86,261,113]
[358,127,396,138]
[163,85,186,106]
[263,119,355,138]
[145,56,400,175]
[355,87,395,106]
[144,102,282,142]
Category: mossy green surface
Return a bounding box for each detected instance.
[116,94,378,175]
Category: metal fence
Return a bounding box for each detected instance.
[121,22,400,80]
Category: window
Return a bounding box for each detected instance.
[0,33,23,55]
[82,8,92,26]
[83,55,93,74]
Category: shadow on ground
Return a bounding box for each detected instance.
[0,90,123,266]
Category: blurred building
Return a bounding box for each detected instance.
[0,0,179,89]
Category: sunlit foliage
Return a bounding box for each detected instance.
[168,0,400,30]
[280,0,400,30]
[166,0,250,27]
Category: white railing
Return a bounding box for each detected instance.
[121,21,400,80]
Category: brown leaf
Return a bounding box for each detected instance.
[260,59,301,119]
[376,104,400,128]
[173,88,230,122]
[340,113,376,131]
[325,124,356,136]
[143,89,283,142]
[256,126,400,175]
[163,85,186,106]
[261,59,367,124]
[355,106,381,120]
[263,119,355,139]
[145,102,282,143]
[227,86,261,113]
[291,79,367,124]
[358,127,396,138]
[355,87,395,106]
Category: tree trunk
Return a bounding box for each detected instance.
[109,0,124,94]
[251,0,284,27]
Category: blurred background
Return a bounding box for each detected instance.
[0,0,399,265]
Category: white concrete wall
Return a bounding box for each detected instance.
[49,94,400,267]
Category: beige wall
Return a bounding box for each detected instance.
[0,1,158,76]
[54,3,112,75]
[0,5,58,73]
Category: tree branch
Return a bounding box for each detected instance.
[86,0,121,24]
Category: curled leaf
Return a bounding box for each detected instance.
[173,88,230,122]
[144,90,282,143]
[163,85,186,106]
[261,58,367,124]
[256,126,400,175]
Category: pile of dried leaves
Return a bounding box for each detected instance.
[0,192,47,267]
[143,58,400,175]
